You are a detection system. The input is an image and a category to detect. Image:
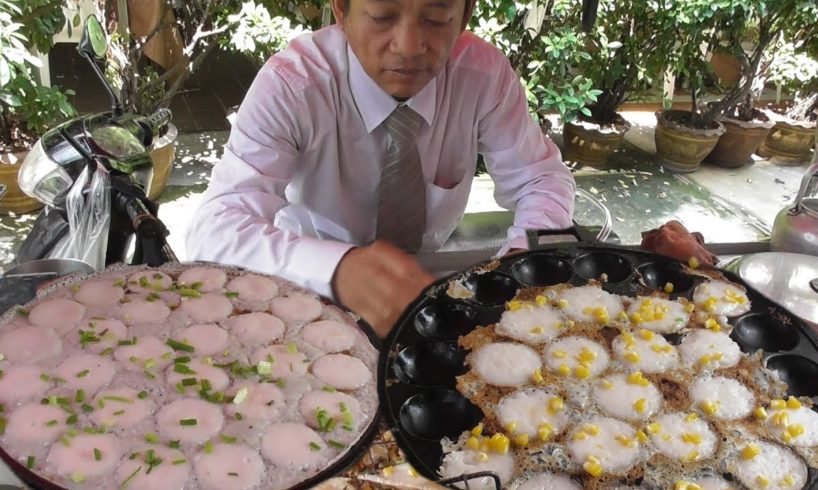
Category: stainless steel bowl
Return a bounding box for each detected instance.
[3,259,95,279]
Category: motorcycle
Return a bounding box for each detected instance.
[14,15,176,269]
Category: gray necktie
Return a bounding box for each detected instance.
[376,105,426,252]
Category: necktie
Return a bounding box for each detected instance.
[375,105,426,252]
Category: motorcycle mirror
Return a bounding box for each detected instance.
[78,15,107,60]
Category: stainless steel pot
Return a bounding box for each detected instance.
[771,130,818,255]
[3,258,95,279]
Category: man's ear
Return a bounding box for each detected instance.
[460,0,475,31]
[331,0,347,27]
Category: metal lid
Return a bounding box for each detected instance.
[720,252,818,324]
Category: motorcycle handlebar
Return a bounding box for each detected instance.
[145,108,172,137]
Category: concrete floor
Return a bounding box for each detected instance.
[1,112,813,271]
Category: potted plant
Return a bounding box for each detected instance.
[222,0,311,68]
[0,0,77,214]
[100,0,236,199]
[757,12,818,164]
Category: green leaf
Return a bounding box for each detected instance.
[0,92,22,107]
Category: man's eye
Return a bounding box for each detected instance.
[370,14,397,24]
[425,17,450,27]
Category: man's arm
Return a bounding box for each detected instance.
[185,65,353,299]
[477,57,576,254]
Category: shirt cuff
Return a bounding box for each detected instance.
[286,237,355,301]
[496,235,529,258]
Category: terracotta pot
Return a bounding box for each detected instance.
[758,117,816,165]
[146,122,177,201]
[708,51,742,88]
[0,149,43,215]
[654,110,726,173]
[563,115,631,166]
[704,111,775,168]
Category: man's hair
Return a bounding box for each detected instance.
[341,0,476,25]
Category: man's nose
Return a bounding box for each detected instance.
[390,21,427,58]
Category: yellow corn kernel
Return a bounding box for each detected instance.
[705,318,721,332]
[552,350,568,359]
[593,307,610,323]
[558,299,569,309]
[772,411,790,428]
[529,326,544,335]
[681,432,702,445]
[787,397,802,409]
[756,475,769,488]
[624,351,640,363]
[601,380,614,390]
[548,397,564,414]
[636,430,648,443]
[646,423,662,435]
[675,481,703,490]
[754,406,768,421]
[480,438,491,452]
[700,400,719,416]
[615,434,634,447]
[513,434,529,447]
[507,300,522,311]
[684,450,700,462]
[787,424,805,438]
[505,421,518,434]
[651,344,668,353]
[466,436,480,450]
[554,321,565,330]
[535,295,548,306]
[471,424,483,437]
[583,456,603,477]
[724,288,747,304]
[573,431,588,441]
[703,297,718,312]
[382,466,395,477]
[531,368,544,384]
[634,398,647,413]
[741,443,761,460]
[574,365,591,379]
[476,452,489,462]
[684,303,695,313]
[771,399,787,410]
[567,320,575,328]
[408,466,419,477]
[489,433,509,454]
[557,364,571,376]
[617,311,629,322]
[664,282,674,293]
[630,312,644,324]
[662,433,672,441]
[639,329,655,341]
[685,413,699,422]
[538,423,553,441]
[781,474,796,487]
[654,311,666,321]
[688,257,700,269]
[584,424,600,436]
[641,298,654,307]
[578,347,598,363]
[698,354,712,366]
[627,371,650,386]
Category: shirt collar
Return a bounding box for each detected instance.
[347,45,436,133]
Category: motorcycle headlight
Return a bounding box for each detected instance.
[18,140,73,207]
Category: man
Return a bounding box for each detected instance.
[185,0,575,336]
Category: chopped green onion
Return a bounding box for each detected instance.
[113,278,125,287]
[103,395,133,403]
[276,379,286,388]
[113,410,125,416]
[204,441,213,454]
[286,342,298,354]
[174,356,191,364]
[81,403,94,413]
[46,419,58,427]
[66,414,78,425]
[190,281,204,290]
[76,369,90,378]
[39,373,50,382]
[152,273,164,280]
[181,378,197,386]
[340,402,354,431]
[138,276,150,287]
[0,416,6,435]
[172,458,186,465]
[309,441,322,451]
[26,456,35,469]
[59,435,71,446]
[234,413,244,421]
[144,433,159,443]
[146,292,161,302]
[166,339,194,352]
[75,389,86,403]
[161,352,173,360]
[15,307,28,317]
[256,361,272,375]
[137,391,148,400]
[94,448,102,461]
[322,386,336,393]
[175,383,186,395]
[179,418,197,426]
[315,408,336,433]
[220,434,237,443]
[119,339,136,346]
[100,347,114,356]
[178,288,202,298]
[119,465,142,488]
[143,358,156,369]
[168,440,180,449]
[144,370,156,380]
[328,439,346,449]
[228,472,239,477]
[225,291,239,298]
[233,387,249,405]
[71,472,85,483]
[200,379,212,391]
[53,376,66,384]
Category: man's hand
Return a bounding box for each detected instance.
[332,241,435,338]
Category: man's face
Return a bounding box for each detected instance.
[333,0,470,99]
